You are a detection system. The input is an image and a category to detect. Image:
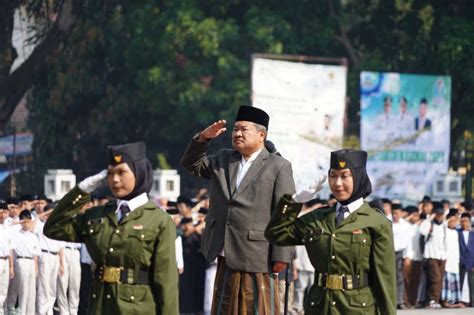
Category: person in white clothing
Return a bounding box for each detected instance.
[0,202,14,315]
[5,198,21,232]
[7,210,41,315]
[57,241,82,315]
[441,212,463,308]
[33,203,63,315]
[419,202,447,309]
[391,203,411,309]
[402,206,423,307]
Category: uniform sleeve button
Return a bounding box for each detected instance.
[362,302,366,306]
[332,301,336,306]
[140,234,145,239]
[78,194,82,198]
[363,239,367,243]
[130,296,135,301]
[106,294,111,299]
[115,229,120,234]
[331,255,335,260]
[109,248,114,252]
[332,233,336,237]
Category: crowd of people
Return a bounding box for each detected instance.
[0,187,473,314]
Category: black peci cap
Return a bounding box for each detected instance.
[107,141,146,166]
[198,207,208,215]
[19,210,32,220]
[235,106,269,129]
[392,203,402,211]
[180,217,193,225]
[0,201,8,210]
[6,197,19,205]
[405,206,418,214]
[330,149,367,170]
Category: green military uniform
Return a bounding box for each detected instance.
[44,186,178,315]
[265,195,396,315]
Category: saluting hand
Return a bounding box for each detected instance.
[197,120,227,142]
[292,175,327,203]
[78,169,108,193]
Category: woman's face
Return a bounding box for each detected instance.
[107,163,136,198]
[328,168,354,202]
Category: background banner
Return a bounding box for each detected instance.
[252,57,347,191]
[360,71,451,200]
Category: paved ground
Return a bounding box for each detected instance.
[398,307,473,314]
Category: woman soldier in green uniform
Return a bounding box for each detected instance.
[44,141,178,314]
[265,149,396,314]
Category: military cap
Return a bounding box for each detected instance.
[107,141,146,166]
[330,149,367,170]
[235,106,269,129]
[19,210,32,220]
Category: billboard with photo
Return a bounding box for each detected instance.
[252,57,347,191]
[360,71,451,200]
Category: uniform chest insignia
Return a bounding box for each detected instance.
[114,155,122,163]
[352,229,363,234]
[133,224,143,230]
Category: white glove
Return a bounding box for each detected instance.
[292,175,327,203]
[78,169,108,193]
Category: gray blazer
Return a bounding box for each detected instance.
[181,137,295,273]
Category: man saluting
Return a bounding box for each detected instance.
[181,105,296,314]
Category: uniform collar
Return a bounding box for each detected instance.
[336,198,364,214]
[116,192,149,213]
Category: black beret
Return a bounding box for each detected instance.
[235,106,269,129]
[107,141,146,166]
[330,149,367,170]
[19,210,32,220]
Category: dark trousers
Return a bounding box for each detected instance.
[78,263,93,315]
[395,251,405,305]
[403,259,422,306]
[425,259,446,303]
[460,268,474,306]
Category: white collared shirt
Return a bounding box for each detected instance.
[463,230,470,245]
[235,149,262,189]
[14,229,41,258]
[0,224,14,256]
[392,218,411,252]
[335,198,364,220]
[34,220,62,253]
[115,193,149,221]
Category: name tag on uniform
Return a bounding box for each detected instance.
[352,229,363,235]
[133,224,144,230]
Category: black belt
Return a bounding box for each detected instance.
[41,249,58,255]
[0,256,8,260]
[65,246,80,250]
[17,256,33,260]
[317,272,369,290]
[95,265,150,285]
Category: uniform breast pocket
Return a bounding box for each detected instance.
[351,234,372,265]
[127,229,156,259]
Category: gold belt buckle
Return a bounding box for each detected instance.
[102,266,123,283]
[326,274,344,290]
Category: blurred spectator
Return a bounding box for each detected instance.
[441,213,462,308]
[459,212,474,307]
[403,205,423,308]
[392,203,410,309]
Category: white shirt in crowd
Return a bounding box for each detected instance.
[14,229,41,258]
[444,227,460,274]
[419,219,447,260]
[392,218,411,252]
[5,217,21,231]
[0,224,14,257]
[294,245,314,273]
[175,236,184,270]
[404,223,423,261]
[34,220,63,253]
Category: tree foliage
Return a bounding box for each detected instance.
[7,0,474,193]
